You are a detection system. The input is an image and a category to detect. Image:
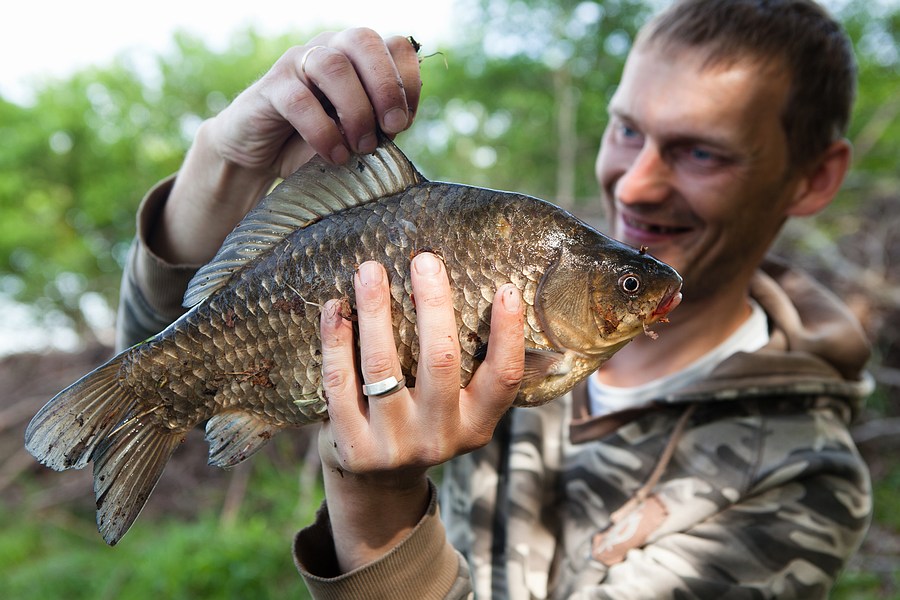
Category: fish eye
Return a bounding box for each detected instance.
[618,273,642,295]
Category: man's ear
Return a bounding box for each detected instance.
[787,139,852,217]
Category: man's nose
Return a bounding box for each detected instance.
[615,144,671,205]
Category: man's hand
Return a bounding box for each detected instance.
[317,252,525,572]
[150,29,422,266]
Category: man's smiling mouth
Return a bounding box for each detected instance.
[623,214,692,235]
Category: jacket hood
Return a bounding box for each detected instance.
[668,259,873,411]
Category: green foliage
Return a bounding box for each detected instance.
[2,454,320,599]
[832,570,898,600]
[835,0,900,209]
[873,462,900,531]
[0,28,309,333]
[407,0,652,206]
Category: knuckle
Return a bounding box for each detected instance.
[362,351,395,378]
[336,453,368,474]
[386,34,416,57]
[423,338,460,375]
[316,51,354,81]
[459,417,500,452]
[461,431,492,453]
[320,363,352,395]
[339,443,402,474]
[348,28,389,55]
[283,87,321,116]
[398,436,452,469]
[416,290,450,309]
[355,290,389,318]
[494,365,524,393]
[340,27,381,47]
[374,75,406,100]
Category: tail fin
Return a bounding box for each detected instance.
[24,354,183,545]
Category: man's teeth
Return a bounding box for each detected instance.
[627,217,684,234]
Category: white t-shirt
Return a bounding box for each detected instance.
[589,300,770,416]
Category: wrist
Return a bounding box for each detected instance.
[149,119,276,265]
[322,466,430,573]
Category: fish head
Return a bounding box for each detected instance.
[586,245,683,346]
[521,230,681,406]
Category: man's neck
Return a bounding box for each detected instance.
[597,288,754,388]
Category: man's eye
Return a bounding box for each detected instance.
[622,124,641,138]
[690,148,714,162]
[616,123,643,146]
[677,146,729,170]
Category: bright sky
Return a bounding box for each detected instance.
[0,0,458,104]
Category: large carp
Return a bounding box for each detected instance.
[25,135,682,544]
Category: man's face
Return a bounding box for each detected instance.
[596,45,803,302]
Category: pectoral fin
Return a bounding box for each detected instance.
[522,348,572,387]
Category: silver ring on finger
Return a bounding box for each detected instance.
[299,45,326,79]
[362,375,406,398]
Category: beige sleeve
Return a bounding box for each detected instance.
[115,175,204,350]
[293,480,472,599]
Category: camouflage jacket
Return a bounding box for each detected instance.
[432,261,874,600]
[122,182,872,600]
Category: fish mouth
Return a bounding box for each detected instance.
[639,285,681,340]
[650,285,683,321]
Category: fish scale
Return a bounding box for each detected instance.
[25,135,682,545]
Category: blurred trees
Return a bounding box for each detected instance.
[408,0,653,204]
[0,29,300,340]
[0,0,897,343]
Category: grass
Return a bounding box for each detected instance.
[873,462,900,532]
[2,455,320,600]
[833,570,898,600]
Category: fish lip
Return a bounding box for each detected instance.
[650,285,683,320]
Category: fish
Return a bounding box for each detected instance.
[24,134,682,545]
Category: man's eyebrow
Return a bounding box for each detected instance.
[606,105,632,122]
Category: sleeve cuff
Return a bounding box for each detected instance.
[131,174,206,319]
[293,480,466,599]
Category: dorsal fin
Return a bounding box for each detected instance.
[183,135,427,308]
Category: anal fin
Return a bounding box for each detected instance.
[93,422,184,546]
[205,411,281,468]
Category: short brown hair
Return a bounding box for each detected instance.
[637,0,857,170]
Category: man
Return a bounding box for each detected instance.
[118,0,873,597]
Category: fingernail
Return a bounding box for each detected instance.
[358,132,377,154]
[358,261,383,286]
[330,144,349,164]
[383,108,408,134]
[413,252,441,275]
[501,284,521,312]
